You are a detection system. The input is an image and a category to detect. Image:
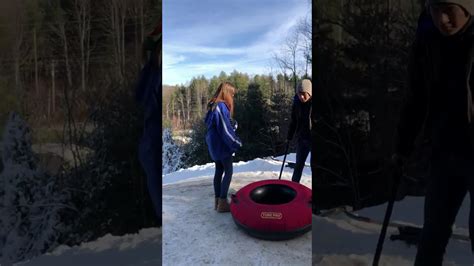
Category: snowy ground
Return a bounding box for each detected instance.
[163,153,312,266]
[31,143,93,165]
[15,150,473,265]
[313,195,472,265]
[17,228,162,266]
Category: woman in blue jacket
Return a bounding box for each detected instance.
[205,82,242,212]
[136,24,162,224]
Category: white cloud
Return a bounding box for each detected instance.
[163,0,311,85]
[166,45,244,56]
[163,53,186,69]
[164,58,275,85]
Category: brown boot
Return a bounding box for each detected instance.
[217,198,230,213]
[214,197,218,210]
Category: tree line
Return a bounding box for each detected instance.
[314,0,428,210]
[0,0,160,128]
[162,8,312,168]
[163,71,311,167]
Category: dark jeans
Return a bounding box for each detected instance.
[292,138,311,183]
[414,152,474,266]
[213,156,233,199]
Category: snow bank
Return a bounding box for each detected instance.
[163,153,310,185]
[274,152,311,167]
[18,228,162,266]
[31,143,93,165]
[313,196,472,265]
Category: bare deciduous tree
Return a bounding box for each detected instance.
[73,0,92,92]
[297,15,312,77]
[49,1,73,87]
[106,0,128,82]
[274,30,302,92]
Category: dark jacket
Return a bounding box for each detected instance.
[136,36,161,148]
[288,95,312,141]
[136,34,162,220]
[205,102,242,161]
[395,12,474,157]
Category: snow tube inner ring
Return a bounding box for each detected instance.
[250,184,296,205]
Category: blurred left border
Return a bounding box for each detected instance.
[0,0,162,265]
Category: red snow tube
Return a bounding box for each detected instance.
[230,179,312,240]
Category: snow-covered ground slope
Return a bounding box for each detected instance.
[163,154,312,265]
[18,228,162,266]
[313,196,472,265]
[163,153,310,185]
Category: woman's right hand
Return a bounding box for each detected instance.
[230,119,238,131]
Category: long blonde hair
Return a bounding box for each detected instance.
[208,82,236,116]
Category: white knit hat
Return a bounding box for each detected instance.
[297,79,312,96]
[427,0,474,15]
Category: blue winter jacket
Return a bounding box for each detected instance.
[205,102,242,161]
[135,35,161,220]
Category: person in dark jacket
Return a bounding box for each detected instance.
[287,79,312,183]
[393,1,474,265]
[205,82,242,212]
[136,23,162,224]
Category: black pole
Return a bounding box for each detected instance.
[278,141,290,180]
[372,168,402,265]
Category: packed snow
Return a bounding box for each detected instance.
[163,153,312,265]
[17,228,162,266]
[10,148,474,266]
[15,153,310,266]
[313,195,472,265]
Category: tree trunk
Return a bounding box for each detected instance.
[14,54,21,97]
[134,9,140,69]
[75,0,90,92]
[171,97,176,128]
[178,96,186,129]
[110,0,126,82]
[64,29,72,88]
[121,5,126,77]
[34,27,39,95]
[186,89,191,126]
[48,60,55,118]
[52,60,56,114]
[13,19,23,101]
[53,13,73,87]
[140,0,144,41]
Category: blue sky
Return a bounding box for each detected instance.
[163,0,311,85]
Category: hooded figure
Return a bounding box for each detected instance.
[394,1,474,264]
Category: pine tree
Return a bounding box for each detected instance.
[0,112,67,265]
[162,128,183,174]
